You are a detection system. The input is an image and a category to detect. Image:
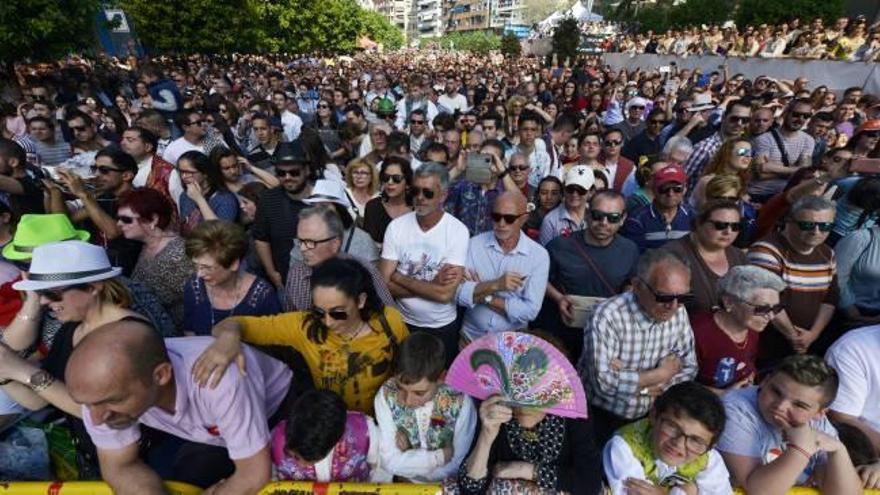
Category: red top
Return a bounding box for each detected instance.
[691,312,759,389]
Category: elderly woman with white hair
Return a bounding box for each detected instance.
[690,265,786,395]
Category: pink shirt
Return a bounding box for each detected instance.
[82,337,292,460]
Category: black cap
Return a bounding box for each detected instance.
[273,140,309,165]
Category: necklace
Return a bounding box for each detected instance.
[715,312,750,350]
[337,320,370,342]
[207,275,245,328]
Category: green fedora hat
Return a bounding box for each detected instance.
[3,214,91,261]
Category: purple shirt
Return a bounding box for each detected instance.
[82,337,292,460]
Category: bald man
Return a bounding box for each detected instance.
[455,191,550,342]
[65,320,294,495]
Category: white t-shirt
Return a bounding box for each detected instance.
[437,93,468,115]
[162,137,205,165]
[381,212,469,327]
[717,386,837,486]
[603,435,732,495]
[826,325,880,433]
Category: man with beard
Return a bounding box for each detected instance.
[717,355,860,495]
[395,76,438,132]
[750,99,816,202]
[252,140,313,289]
[684,100,751,194]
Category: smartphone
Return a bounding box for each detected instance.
[659,66,671,74]
[465,153,493,185]
[850,158,880,175]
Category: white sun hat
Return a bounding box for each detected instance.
[13,241,122,292]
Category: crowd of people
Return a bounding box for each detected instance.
[588,15,880,62]
[0,44,879,495]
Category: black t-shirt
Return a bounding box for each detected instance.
[547,232,640,298]
[251,187,307,282]
[8,166,46,217]
[363,196,392,244]
[90,194,143,277]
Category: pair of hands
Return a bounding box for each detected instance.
[465,270,527,293]
[394,429,453,464]
[784,423,845,456]
[430,264,463,287]
[780,325,817,354]
[43,168,91,200]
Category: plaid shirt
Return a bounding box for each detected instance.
[683,131,723,194]
[578,291,697,419]
[283,254,397,312]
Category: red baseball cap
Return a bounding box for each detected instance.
[653,164,687,189]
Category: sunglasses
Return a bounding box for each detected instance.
[491,212,526,224]
[590,210,623,223]
[508,165,530,172]
[564,185,589,195]
[413,187,436,199]
[738,299,784,316]
[380,173,404,184]
[70,125,89,132]
[91,165,124,175]
[604,140,622,147]
[117,215,138,225]
[649,119,667,125]
[276,168,303,178]
[735,147,751,157]
[311,308,349,321]
[728,116,750,124]
[712,195,740,202]
[410,119,425,125]
[318,104,330,109]
[658,185,684,195]
[791,111,812,119]
[295,235,338,250]
[639,277,693,304]
[793,220,833,232]
[186,119,206,126]
[37,284,88,302]
[708,220,742,232]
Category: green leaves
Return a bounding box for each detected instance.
[0,0,102,63]
[501,32,522,58]
[552,17,580,64]
[423,31,501,54]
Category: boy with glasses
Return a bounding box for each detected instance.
[604,382,733,495]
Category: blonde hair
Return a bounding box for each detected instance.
[705,174,745,200]
[96,278,133,308]
[344,158,378,195]
[703,138,752,186]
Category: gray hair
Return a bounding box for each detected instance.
[662,136,693,158]
[789,195,836,218]
[718,265,785,300]
[414,161,450,191]
[507,151,528,167]
[299,204,344,239]
[636,249,691,282]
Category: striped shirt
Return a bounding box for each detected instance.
[621,203,695,252]
[32,138,72,166]
[683,132,723,195]
[579,291,697,419]
[747,232,839,329]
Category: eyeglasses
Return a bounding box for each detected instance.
[91,165,124,175]
[735,147,751,157]
[295,235,338,250]
[727,116,750,124]
[590,210,623,224]
[707,220,742,232]
[178,168,200,177]
[564,185,589,195]
[736,297,784,316]
[604,140,622,147]
[311,307,349,321]
[491,212,526,224]
[658,185,685,195]
[70,125,88,132]
[638,277,693,304]
[791,111,813,119]
[275,168,303,178]
[413,187,436,199]
[508,165,530,172]
[37,284,87,302]
[117,215,138,225]
[380,173,404,184]
[657,418,711,454]
[793,220,833,232]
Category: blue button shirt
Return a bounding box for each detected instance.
[456,231,550,341]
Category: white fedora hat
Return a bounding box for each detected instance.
[303,179,353,209]
[13,241,122,292]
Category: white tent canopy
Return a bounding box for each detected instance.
[538,0,602,31]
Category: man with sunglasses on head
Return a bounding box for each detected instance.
[542,190,638,362]
[749,99,817,203]
[455,191,548,343]
[622,164,695,252]
[395,76,438,133]
[579,248,697,448]
[748,195,839,367]
[684,100,751,194]
[252,140,313,290]
[379,162,469,366]
[45,147,143,276]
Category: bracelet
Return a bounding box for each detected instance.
[786,442,813,460]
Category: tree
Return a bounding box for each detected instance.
[552,17,580,65]
[426,31,501,54]
[501,32,522,57]
[122,0,268,53]
[359,9,405,50]
[736,0,844,27]
[261,0,363,53]
[0,0,103,63]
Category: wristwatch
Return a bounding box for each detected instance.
[483,294,493,304]
[27,370,55,393]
